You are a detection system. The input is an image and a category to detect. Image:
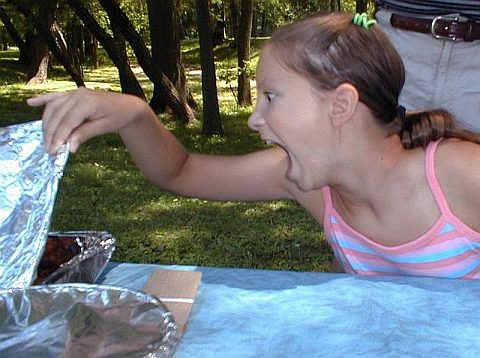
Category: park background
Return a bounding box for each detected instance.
[0,0,373,271]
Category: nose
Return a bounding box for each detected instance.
[247,111,265,131]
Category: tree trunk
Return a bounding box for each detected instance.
[251,8,256,37]
[237,0,252,106]
[97,0,194,124]
[108,3,140,98]
[0,6,28,56]
[26,0,58,84]
[195,0,223,135]
[20,27,35,65]
[1,28,7,50]
[146,0,196,113]
[260,13,267,36]
[66,0,143,98]
[53,22,68,59]
[84,30,99,69]
[8,0,85,86]
[27,52,48,85]
[229,0,238,47]
[66,18,83,77]
[356,0,368,12]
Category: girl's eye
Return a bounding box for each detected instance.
[265,92,275,102]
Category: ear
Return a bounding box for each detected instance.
[329,83,359,127]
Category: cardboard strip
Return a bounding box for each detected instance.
[143,269,202,335]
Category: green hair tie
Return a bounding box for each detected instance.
[353,12,377,29]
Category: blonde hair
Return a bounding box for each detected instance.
[267,12,480,148]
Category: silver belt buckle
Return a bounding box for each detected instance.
[431,15,460,41]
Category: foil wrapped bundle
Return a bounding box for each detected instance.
[0,120,69,288]
[0,284,178,357]
[0,120,179,356]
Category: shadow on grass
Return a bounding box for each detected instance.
[50,131,331,272]
[52,168,331,272]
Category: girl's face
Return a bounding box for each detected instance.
[248,46,332,191]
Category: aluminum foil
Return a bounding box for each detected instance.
[0,120,69,288]
[35,231,116,285]
[0,283,179,357]
[0,121,179,356]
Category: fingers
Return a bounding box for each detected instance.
[47,89,101,155]
[27,91,69,107]
[29,88,96,155]
[29,88,143,155]
[68,120,103,153]
[28,90,79,154]
[41,94,73,153]
[50,97,100,154]
[45,88,124,154]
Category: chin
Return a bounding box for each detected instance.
[296,180,315,192]
[287,170,314,192]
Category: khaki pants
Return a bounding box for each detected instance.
[376,9,480,132]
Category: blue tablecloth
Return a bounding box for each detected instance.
[98,262,480,357]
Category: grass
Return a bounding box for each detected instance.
[0,40,333,272]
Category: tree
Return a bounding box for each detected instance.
[237,0,253,106]
[70,0,194,123]
[7,0,85,86]
[26,0,54,84]
[228,0,239,45]
[356,0,368,12]
[66,0,144,98]
[0,5,29,58]
[6,0,57,84]
[146,0,196,113]
[65,17,84,77]
[98,0,195,122]
[195,0,223,135]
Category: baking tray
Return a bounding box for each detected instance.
[34,230,116,285]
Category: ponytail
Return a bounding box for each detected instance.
[399,109,480,149]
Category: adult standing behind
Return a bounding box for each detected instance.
[375,1,480,132]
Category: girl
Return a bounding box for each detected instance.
[29,12,480,279]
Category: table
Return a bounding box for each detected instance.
[98,262,480,357]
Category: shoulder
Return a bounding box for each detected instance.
[435,139,480,229]
[435,138,480,174]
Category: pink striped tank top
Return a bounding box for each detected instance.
[322,140,480,279]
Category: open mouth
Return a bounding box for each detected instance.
[262,137,280,147]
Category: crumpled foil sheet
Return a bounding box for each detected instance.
[0,120,179,356]
[0,120,69,288]
[35,231,116,285]
[0,284,179,357]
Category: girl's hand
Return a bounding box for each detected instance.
[27,87,150,155]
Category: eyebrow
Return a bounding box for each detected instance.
[256,75,281,90]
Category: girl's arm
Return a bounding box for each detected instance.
[28,88,296,202]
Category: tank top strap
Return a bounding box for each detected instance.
[321,186,335,229]
[424,139,454,217]
[321,186,333,210]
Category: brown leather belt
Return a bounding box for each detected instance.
[390,14,480,41]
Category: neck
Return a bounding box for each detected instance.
[326,133,407,209]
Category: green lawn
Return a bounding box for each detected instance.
[0,41,332,272]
